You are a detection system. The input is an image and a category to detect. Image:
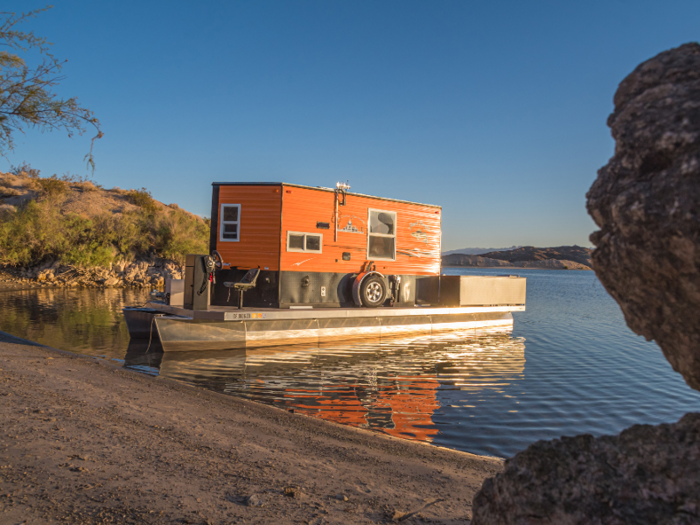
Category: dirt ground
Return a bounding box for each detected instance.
[0,331,502,525]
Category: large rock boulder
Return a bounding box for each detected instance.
[471,413,700,525]
[586,42,700,391]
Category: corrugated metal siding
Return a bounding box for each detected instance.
[280,186,441,275]
[216,185,282,271]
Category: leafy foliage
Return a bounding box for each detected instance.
[126,188,158,213]
[0,7,102,170]
[34,174,66,197]
[0,197,209,267]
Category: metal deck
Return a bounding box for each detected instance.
[125,303,524,352]
[144,302,525,320]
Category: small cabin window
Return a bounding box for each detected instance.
[220,204,241,242]
[287,232,323,253]
[367,209,396,260]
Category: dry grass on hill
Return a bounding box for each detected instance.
[0,168,209,268]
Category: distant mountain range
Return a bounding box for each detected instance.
[442,246,593,270]
[441,246,520,256]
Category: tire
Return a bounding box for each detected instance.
[360,275,387,308]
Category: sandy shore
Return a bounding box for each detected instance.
[0,331,502,524]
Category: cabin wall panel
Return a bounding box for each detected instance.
[280,186,441,276]
[216,185,282,271]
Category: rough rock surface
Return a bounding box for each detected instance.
[471,413,700,525]
[0,258,182,291]
[586,42,700,391]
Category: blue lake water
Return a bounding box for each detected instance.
[1,268,698,458]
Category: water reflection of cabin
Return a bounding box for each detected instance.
[136,332,527,442]
[210,182,441,308]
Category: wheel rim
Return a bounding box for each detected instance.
[212,250,223,270]
[366,282,383,303]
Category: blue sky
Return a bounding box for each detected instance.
[4,1,700,250]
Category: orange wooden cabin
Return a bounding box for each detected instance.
[209,182,442,308]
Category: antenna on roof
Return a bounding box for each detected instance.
[334,181,350,242]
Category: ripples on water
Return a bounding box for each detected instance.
[142,329,526,450]
[1,269,699,458]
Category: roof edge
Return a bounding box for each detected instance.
[211,182,441,209]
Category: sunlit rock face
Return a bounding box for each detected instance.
[471,44,700,524]
[471,413,700,525]
[587,42,700,392]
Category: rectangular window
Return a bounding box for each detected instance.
[286,231,323,253]
[220,204,241,242]
[367,209,396,260]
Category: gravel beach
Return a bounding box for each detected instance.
[0,331,502,524]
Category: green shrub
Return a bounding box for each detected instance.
[126,188,158,214]
[35,175,67,198]
[152,211,209,265]
[75,180,98,192]
[0,194,208,268]
[63,243,115,267]
[0,199,70,265]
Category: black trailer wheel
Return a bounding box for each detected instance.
[360,275,387,308]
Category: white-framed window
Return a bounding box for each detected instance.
[367,208,396,260]
[286,231,323,253]
[220,204,241,242]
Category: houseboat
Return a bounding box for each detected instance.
[124,182,526,351]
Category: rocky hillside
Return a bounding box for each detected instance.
[442,254,513,267]
[480,246,592,267]
[442,246,520,256]
[0,167,209,288]
[443,246,593,270]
